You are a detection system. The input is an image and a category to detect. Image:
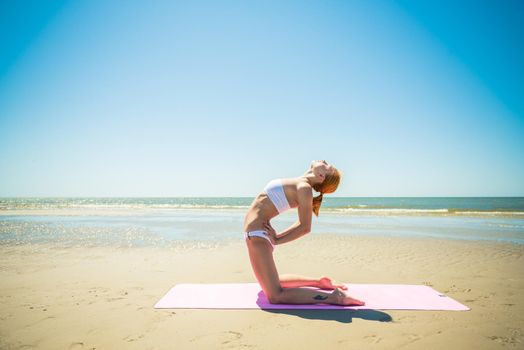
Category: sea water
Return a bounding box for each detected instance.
[2,197,524,214]
[1,197,523,246]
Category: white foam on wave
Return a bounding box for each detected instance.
[332,208,450,214]
[327,208,524,216]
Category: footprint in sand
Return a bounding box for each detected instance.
[276,323,290,330]
[364,335,382,344]
[124,334,145,342]
[68,342,84,350]
[221,331,243,345]
[487,335,518,345]
[189,330,249,347]
[404,333,422,344]
[106,297,125,302]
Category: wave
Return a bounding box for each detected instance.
[331,208,450,214]
[327,207,524,216]
[2,204,524,217]
[0,203,251,211]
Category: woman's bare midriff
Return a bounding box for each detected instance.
[243,178,305,233]
[243,194,279,233]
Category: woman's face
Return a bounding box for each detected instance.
[310,160,334,179]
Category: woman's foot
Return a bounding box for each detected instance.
[319,276,348,290]
[330,287,365,306]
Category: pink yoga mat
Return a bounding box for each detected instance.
[154,283,469,311]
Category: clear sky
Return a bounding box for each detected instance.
[0,0,523,197]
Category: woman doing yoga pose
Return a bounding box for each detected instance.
[243,160,365,306]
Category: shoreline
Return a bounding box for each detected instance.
[2,207,524,218]
[2,208,523,246]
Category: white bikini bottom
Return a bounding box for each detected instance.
[244,230,275,250]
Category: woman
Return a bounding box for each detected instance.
[243,160,365,306]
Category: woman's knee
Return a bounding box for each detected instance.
[265,287,284,304]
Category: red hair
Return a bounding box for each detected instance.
[311,167,341,216]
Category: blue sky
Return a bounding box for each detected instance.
[0,0,523,197]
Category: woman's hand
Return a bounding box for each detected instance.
[263,222,278,245]
[319,276,348,290]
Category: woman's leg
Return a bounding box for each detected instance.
[245,237,363,305]
[279,274,320,288]
[279,275,347,290]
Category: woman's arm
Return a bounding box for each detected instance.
[274,184,312,245]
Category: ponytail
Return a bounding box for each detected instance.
[312,192,324,217]
[311,167,341,216]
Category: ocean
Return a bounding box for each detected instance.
[1,197,524,214]
[1,197,523,246]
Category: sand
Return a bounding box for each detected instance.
[1,234,523,349]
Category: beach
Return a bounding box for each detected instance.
[2,0,523,348]
[1,206,523,349]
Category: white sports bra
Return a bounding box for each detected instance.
[263,179,291,213]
